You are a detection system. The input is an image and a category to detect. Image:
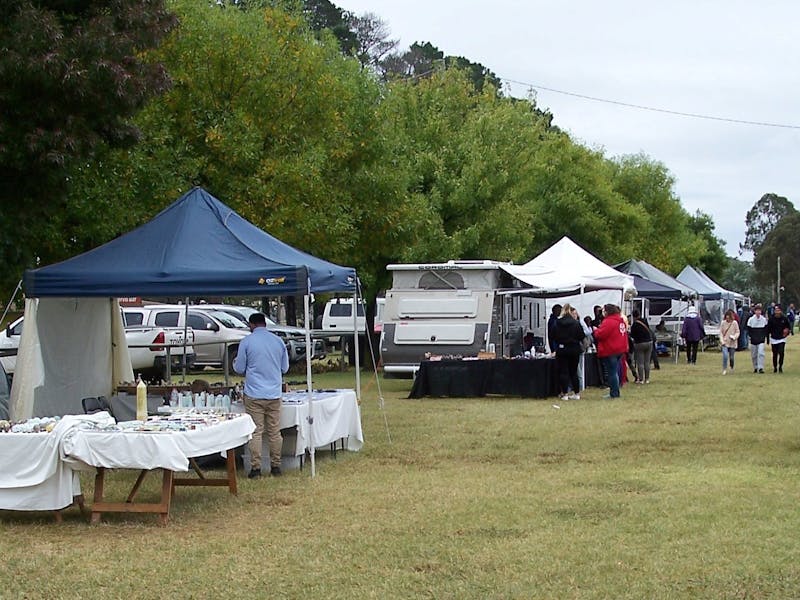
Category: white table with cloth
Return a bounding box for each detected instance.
[280,389,364,456]
[61,413,255,524]
[236,389,364,471]
[0,413,114,517]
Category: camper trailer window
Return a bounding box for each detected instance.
[419,271,465,290]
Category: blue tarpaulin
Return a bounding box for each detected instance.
[24,187,356,297]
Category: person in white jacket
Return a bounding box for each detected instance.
[746,304,768,373]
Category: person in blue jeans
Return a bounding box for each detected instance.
[592,304,629,398]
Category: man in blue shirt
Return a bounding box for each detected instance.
[233,312,289,479]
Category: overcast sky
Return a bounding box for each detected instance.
[336,0,800,258]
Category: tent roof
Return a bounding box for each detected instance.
[629,274,683,299]
[500,237,635,295]
[24,187,356,297]
[676,265,742,301]
[615,258,697,298]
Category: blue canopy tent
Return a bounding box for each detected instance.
[13,188,358,476]
[24,187,356,297]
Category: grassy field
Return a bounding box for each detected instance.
[3,344,800,599]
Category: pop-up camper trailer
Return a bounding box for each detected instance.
[380,261,511,377]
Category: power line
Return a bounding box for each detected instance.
[503,77,800,130]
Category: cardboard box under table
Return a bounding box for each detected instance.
[61,414,255,524]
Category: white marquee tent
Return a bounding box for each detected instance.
[499,237,636,347]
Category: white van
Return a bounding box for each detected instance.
[322,298,366,335]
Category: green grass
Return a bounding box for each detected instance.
[3,345,800,598]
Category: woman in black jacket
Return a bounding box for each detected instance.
[629,309,653,383]
[552,303,586,400]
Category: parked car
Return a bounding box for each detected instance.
[197,303,325,362]
[322,298,366,334]
[3,314,195,381]
[373,298,386,334]
[0,360,9,420]
[122,324,196,381]
[123,305,247,372]
[0,316,22,375]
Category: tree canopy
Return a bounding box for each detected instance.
[2,0,733,305]
[740,193,797,255]
[753,212,800,304]
[0,0,176,298]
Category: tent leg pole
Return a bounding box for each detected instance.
[304,291,316,478]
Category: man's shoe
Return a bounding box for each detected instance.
[759,369,765,374]
[247,469,261,479]
[722,370,726,375]
[754,369,758,373]
[774,367,778,373]
[779,367,783,373]
[270,466,282,477]
[568,393,580,400]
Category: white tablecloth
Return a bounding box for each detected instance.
[280,390,364,456]
[0,413,113,511]
[62,415,256,472]
[230,389,363,457]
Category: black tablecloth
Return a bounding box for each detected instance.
[409,355,603,399]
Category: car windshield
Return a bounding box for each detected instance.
[207,311,248,329]
[214,305,277,327]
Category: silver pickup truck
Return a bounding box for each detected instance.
[1,315,196,382]
[124,325,196,381]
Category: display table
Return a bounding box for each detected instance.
[0,431,84,517]
[62,414,255,525]
[278,390,363,456]
[0,414,117,518]
[409,356,602,399]
[233,390,364,472]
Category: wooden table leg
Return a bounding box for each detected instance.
[226,449,238,496]
[91,467,175,525]
[91,468,105,524]
[159,469,173,526]
[75,494,86,516]
[126,470,148,503]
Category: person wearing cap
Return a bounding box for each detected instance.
[766,304,791,373]
[746,304,768,373]
[680,305,705,365]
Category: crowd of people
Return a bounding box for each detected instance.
[547,300,794,401]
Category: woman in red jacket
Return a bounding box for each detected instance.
[592,304,629,398]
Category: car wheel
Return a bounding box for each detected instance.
[227,345,239,374]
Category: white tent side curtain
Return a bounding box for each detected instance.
[10,298,133,419]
